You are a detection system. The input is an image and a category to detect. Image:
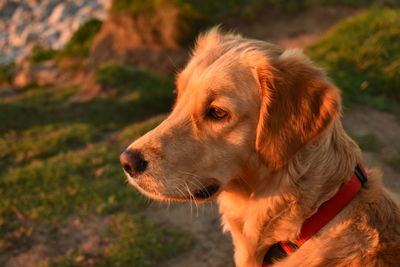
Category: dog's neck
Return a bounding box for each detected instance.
[218,120,362,266]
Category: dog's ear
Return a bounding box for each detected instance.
[255,50,340,169]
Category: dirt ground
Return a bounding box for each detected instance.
[4,216,109,267]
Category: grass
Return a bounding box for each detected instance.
[318,0,400,7]
[0,67,191,266]
[94,62,172,93]
[42,213,193,267]
[306,8,400,112]
[0,63,174,133]
[102,213,193,266]
[30,48,58,64]
[26,19,102,67]
[0,124,95,168]
[57,18,103,59]
[0,145,143,222]
[349,132,382,152]
[0,62,14,85]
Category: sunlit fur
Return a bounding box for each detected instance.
[125,28,400,266]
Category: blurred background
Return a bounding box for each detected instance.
[0,0,399,266]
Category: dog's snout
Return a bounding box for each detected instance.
[120,149,148,177]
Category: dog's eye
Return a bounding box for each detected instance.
[207,107,228,120]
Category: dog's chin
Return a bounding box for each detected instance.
[127,176,221,202]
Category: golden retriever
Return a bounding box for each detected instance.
[120,28,400,267]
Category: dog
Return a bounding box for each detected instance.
[120,28,400,267]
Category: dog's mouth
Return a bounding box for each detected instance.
[192,183,221,200]
[128,175,221,202]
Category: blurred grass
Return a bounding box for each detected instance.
[42,213,193,267]
[0,64,173,133]
[0,123,95,169]
[349,132,382,152]
[0,145,145,223]
[29,48,58,64]
[57,18,103,59]
[94,62,173,95]
[0,66,190,266]
[306,8,400,112]
[318,0,400,7]
[27,19,103,66]
[102,213,193,266]
[0,62,14,85]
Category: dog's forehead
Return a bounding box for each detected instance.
[182,53,254,96]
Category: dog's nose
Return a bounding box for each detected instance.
[120,149,148,177]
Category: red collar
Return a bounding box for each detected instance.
[263,164,368,266]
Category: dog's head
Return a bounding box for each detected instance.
[120,29,340,202]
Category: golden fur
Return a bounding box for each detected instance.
[123,28,400,266]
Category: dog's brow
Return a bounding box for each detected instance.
[204,88,229,109]
[206,86,232,103]
[205,90,219,106]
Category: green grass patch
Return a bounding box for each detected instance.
[0,145,146,223]
[57,18,102,59]
[0,62,15,85]
[0,115,169,257]
[102,213,193,266]
[0,124,95,166]
[0,65,174,133]
[94,62,175,109]
[94,62,172,92]
[318,0,400,7]
[30,48,58,64]
[0,113,167,225]
[349,132,382,152]
[306,8,400,112]
[0,65,188,263]
[0,115,187,262]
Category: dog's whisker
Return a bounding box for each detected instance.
[187,175,213,197]
[177,170,204,180]
[167,198,170,212]
[177,171,209,191]
[182,183,195,219]
[186,177,209,197]
[184,181,199,217]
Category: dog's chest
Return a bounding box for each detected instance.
[219,193,246,228]
[218,193,262,240]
